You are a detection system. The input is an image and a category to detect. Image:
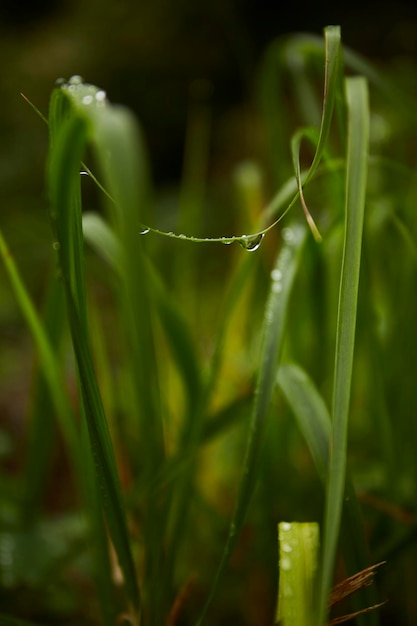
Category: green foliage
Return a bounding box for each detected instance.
[1,23,417,626]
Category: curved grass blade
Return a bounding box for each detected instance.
[290,25,343,241]
[317,76,370,625]
[47,85,140,613]
[196,223,308,625]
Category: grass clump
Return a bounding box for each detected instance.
[1,23,417,626]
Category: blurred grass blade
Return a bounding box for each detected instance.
[0,228,80,478]
[196,223,307,625]
[318,76,370,625]
[22,270,67,521]
[276,522,319,626]
[277,364,330,482]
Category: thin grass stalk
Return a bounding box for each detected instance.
[22,270,66,521]
[317,76,369,625]
[0,228,81,480]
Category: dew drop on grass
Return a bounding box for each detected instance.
[178,233,187,239]
[238,233,264,252]
[52,241,60,251]
[281,228,295,244]
[281,522,292,532]
[220,237,233,245]
[82,94,94,105]
[282,542,293,553]
[139,227,150,235]
[271,269,282,281]
[55,77,66,87]
[95,90,107,105]
[80,170,89,176]
[280,557,292,571]
[272,281,282,294]
[68,75,84,85]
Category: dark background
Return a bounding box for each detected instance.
[1,0,417,192]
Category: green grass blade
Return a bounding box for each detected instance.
[276,521,320,626]
[196,223,307,625]
[47,83,140,613]
[290,26,342,241]
[278,363,380,625]
[277,364,330,482]
[22,270,67,521]
[318,76,370,625]
[0,229,80,477]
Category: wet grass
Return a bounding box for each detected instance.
[1,24,417,626]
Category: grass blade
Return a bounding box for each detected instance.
[47,83,140,613]
[278,363,380,625]
[318,76,370,625]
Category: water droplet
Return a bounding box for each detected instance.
[82,94,94,105]
[238,233,264,252]
[281,522,292,532]
[80,170,89,176]
[220,237,233,245]
[68,75,84,85]
[178,233,187,239]
[55,77,66,87]
[139,227,150,235]
[280,557,292,571]
[52,241,60,251]
[281,228,295,243]
[271,268,282,281]
[282,542,293,553]
[272,281,282,294]
[95,90,107,102]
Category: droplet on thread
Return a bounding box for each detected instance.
[238,233,264,252]
[139,227,150,235]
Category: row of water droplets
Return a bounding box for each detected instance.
[57,77,296,256]
[138,227,265,252]
[56,75,108,109]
